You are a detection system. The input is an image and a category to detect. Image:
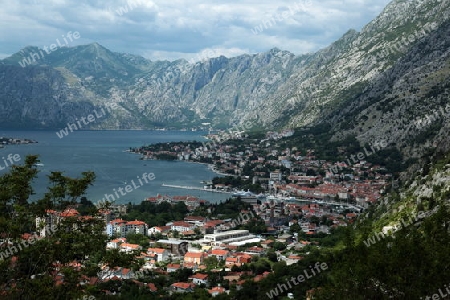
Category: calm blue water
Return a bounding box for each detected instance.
[0,130,229,204]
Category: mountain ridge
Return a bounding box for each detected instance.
[0,0,449,138]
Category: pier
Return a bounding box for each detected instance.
[161,184,232,194]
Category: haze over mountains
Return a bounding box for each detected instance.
[1,0,449,158]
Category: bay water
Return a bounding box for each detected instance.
[0,130,230,204]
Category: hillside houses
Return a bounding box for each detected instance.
[106,219,148,237]
[145,194,208,210]
[169,221,195,232]
[189,273,209,286]
[97,199,357,298]
[119,243,142,253]
[147,248,170,262]
[148,225,171,236]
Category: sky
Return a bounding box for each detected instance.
[0,0,392,61]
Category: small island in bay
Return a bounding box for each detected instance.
[0,137,37,147]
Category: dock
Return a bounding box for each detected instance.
[161,184,232,194]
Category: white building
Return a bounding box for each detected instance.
[106,237,127,249]
[169,221,194,232]
[147,248,170,262]
[119,243,142,253]
[106,219,148,237]
[203,230,256,246]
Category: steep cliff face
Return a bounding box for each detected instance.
[328,18,450,161]
[0,64,99,129]
[1,44,301,129]
[261,0,450,129]
[126,48,301,128]
[0,0,449,133]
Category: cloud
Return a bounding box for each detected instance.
[0,0,392,61]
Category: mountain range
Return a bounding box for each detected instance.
[1,0,449,160]
[2,1,450,297]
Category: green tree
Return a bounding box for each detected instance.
[126,233,150,248]
[204,256,219,270]
[0,155,139,299]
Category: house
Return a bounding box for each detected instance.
[254,271,271,283]
[189,273,209,285]
[147,248,169,262]
[346,213,357,220]
[286,255,303,266]
[223,272,242,282]
[142,259,157,269]
[167,263,182,273]
[148,226,171,236]
[99,267,134,280]
[182,230,196,237]
[35,208,82,237]
[171,282,195,293]
[261,239,274,249]
[300,222,312,233]
[119,243,142,253]
[184,252,206,265]
[277,233,294,244]
[288,219,299,227]
[106,219,127,237]
[203,230,254,246]
[269,171,282,182]
[106,219,148,237]
[245,246,264,255]
[170,221,194,232]
[183,262,200,271]
[147,283,158,292]
[184,216,207,227]
[204,220,225,233]
[225,256,240,267]
[236,253,252,264]
[209,286,226,297]
[126,220,148,235]
[106,237,126,249]
[210,249,229,260]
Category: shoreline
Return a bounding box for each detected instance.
[187,161,232,177]
[207,164,233,177]
[186,161,233,177]
[133,151,233,177]
[161,183,232,194]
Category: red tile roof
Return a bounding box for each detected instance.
[110,218,127,225]
[126,220,147,226]
[172,221,192,227]
[147,248,166,254]
[209,286,226,294]
[167,264,181,269]
[147,283,157,292]
[120,243,141,249]
[185,252,204,258]
[171,282,195,289]
[211,249,229,256]
[182,230,196,235]
[60,208,79,218]
[184,216,206,222]
[189,273,208,280]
